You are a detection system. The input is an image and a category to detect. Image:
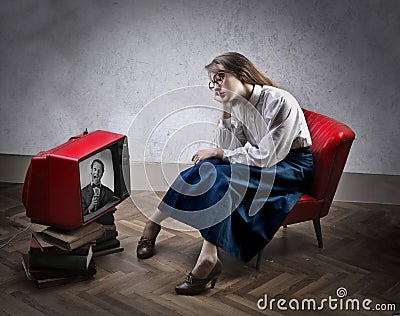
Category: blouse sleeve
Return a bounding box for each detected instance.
[213,116,247,150]
[222,96,302,168]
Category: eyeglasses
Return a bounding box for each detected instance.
[208,72,228,90]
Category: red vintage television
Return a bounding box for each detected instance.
[22,130,130,230]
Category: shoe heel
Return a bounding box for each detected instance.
[210,278,218,289]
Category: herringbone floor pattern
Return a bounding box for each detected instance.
[0,182,399,315]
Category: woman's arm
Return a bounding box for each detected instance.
[214,101,247,150]
[192,101,245,164]
[192,147,224,164]
[223,97,302,168]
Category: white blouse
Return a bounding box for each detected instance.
[214,84,312,168]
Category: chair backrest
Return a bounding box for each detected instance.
[303,109,355,217]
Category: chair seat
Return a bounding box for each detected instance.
[282,194,324,226]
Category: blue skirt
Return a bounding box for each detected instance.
[158,147,313,262]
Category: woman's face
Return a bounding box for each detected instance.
[209,66,246,103]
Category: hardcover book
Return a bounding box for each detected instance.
[21,254,96,289]
[95,230,118,244]
[41,222,105,251]
[29,234,92,256]
[34,275,93,289]
[29,246,93,270]
[22,254,96,280]
[102,224,117,232]
[93,238,120,253]
[93,247,124,257]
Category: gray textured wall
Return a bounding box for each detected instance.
[0,0,399,175]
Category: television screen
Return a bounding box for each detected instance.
[23,130,130,231]
[79,148,117,222]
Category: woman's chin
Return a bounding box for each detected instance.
[214,96,223,103]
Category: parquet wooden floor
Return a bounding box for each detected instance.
[0,182,399,315]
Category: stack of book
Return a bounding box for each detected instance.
[22,222,104,289]
[93,208,124,256]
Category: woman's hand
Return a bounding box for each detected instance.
[214,90,232,119]
[192,148,224,164]
[221,101,232,120]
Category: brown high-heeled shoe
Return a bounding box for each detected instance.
[175,259,222,295]
[136,223,161,259]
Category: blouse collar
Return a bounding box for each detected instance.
[248,84,262,106]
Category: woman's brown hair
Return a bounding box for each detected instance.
[205,52,278,88]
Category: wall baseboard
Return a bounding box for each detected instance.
[1,154,399,205]
[0,154,32,184]
[333,172,400,205]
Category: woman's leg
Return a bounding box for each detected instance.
[137,209,168,259]
[175,239,222,295]
[142,209,168,237]
[191,239,219,278]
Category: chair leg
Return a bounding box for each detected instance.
[313,218,323,248]
[256,249,263,270]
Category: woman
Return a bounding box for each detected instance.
[136,52,313,295]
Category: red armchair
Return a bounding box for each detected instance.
[256,109,356,269]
